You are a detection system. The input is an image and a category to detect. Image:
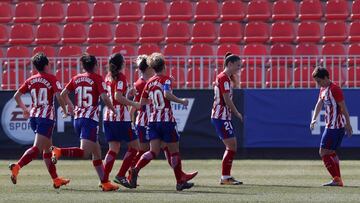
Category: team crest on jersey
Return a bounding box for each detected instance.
[117,81,123,90]
[224,81,230,90]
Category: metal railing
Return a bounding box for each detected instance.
[1,55,359,90]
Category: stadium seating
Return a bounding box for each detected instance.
[4,46,31,68]
[87,23,112,44]
[167,67,186,88]
[143,0,168,21]
[296,21,321,43]
[265,67,292,88]
[33,46,56,58]
[348,43,360,66]
[115,23,139,43]
[0,24,8,44]
[270,43,294,65]
[246,0,271,21]
[35,24,61,45]
[270,21,295,43]
[166,22,191,43]
[138,44,161,55]
[2,69,26,90]
[325,0,349,20]
[293,67,316,87]
[57,45,82,67]
[169,0,193,21]
[239,67,262,88]
[321,42,346,65]
[112,44,137,57]
[217,43,241,64]
[347,66,360,87]
[118,1,142,21]
[164,43,188,66]
[0,2,12,23]
[14,2,37,23]
[85,45,109,65]
[140,22,164,43]
[295,43,319,66]
[220,0,245,21]
[189,44,214,65]
[244,21,269,43]
[348,21,360,43]
[56,67,77,84]
[186,67,212,88]
[218,22,242,43]
[298,0,323,21]
[351,0,360,20]
[194,0,219,21]
[272,0,297,21]
[39,1,64,23]
[62,23,87,44]
[92,1,116,22]
[243,43,269,66]
[322,21,347,43]
[9,24,34,45]
[191,22,217,43]
[66,1,90,22]
[327,66,346,86]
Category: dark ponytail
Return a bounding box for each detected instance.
[108,53,124,81]
[136,55,149,73]
[223,52,241,86]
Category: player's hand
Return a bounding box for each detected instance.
[181,98,189,106]
[237,112,243,122]
[67,105,75,116]
[345,123,353,137]
[310,120,317,131]
[23,109,30,119]
[128,88,137,98]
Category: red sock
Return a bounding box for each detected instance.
[17,146,39,168]
[60,147,84,158]
[135,151,156,171]
[170,152,183,184]
[43,152,58,179]
[330,153,341,178]
[131,150,145,168]
[93,159,105,183]
[162,146,172,166]
[322,154,337,178]
[222,149,235,176]
[103,150,117,182]
[117,148,137,177]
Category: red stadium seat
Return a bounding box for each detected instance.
[265,67,292,88]
[33,46,56,58]
[299,0,323,21]
[35,23,61,45]
[167,66,186,88]
[295,43,319,66]
[351,0,360,20]
[348,43,360,66]
[115,23,138,43]
[217,44,241,64]
[9,24,34,45]
[56,68,78,85]
[272,0,297,21]
[144,0,167,21]
[349,21,360,43]
[243,43,268,66]
[186,67,212,88]
[85,45,109,66]
[14,2,38,23]
[169,0,193,21]
[239,67,262,88]
[296,21,321,43]
[194,0,219,21]
[270,21,295,43]
[166,22,191,43]
[139,22,164,43]
[321,43,347,66]
[0,24,8,44]
[191,22,217,43]
[218,22,242,43]
[92,1,116,22]
[87,23,112,44]
[57,45,82,67]
[5,46,31,68]
[325,0,349,20]
[347,66,360,87]
[293,67,316,88]
[0,2,12,23]
[1,69,27,90]
[244,21,269,43]
[189,44,214,65]
[62,23,87,44]
[322,21,347,43]
[327,67,346,86]
[66,1,90,22]
[39,1,64,23]
[164,44,188,66]
[270,43,294,65]
[246,0,271,21]
[138,44,161,55]
[118,1,142,21]
[220,0,245,21]
[112,44,137,57]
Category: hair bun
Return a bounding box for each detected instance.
[225,52,232,58]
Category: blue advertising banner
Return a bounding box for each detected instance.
[244,89,360,148]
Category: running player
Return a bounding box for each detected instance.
[50,53,119,191]
[9,53,70,189]
[310,66,352,186]
[211,53,243,185]
[102,53,140,189]
[128,53,195,191]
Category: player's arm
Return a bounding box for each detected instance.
[310,98,323,130]
[115,91,141,109]
[337,100,353,136]
[100,93,116,113]
[60,89,74,116]
[13,90,30,119]
[223,93,243,121]
[55,92,68,117]
[164,90,188,106]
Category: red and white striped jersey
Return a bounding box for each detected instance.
[134,77,151,126]
[65,72,107,122]
[19,72,62,120]
[103,73,131,122]
[319,82,346,129]
[141,75,176,123]
[211,71,232,120]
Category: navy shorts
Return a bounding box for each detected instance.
[30,117,55,139]
[74,118,99,143]
[104,121,138,143]
[148,122,179,143]
[211,118,235,140]
[320,128,345,150]
[136,125,150,143]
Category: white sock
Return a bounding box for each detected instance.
[221,175,231,180]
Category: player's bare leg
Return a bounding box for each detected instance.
[320,148,343,187]
[220,137,242,185]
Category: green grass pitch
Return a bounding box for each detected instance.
[1,160,360,202]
